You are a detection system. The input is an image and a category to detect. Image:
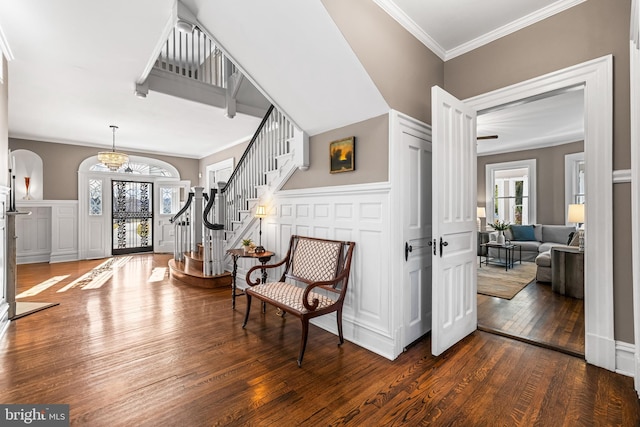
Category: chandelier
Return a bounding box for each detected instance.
[98,125,129,171]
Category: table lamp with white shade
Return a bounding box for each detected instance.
[567,203,585,251]
[477,207,486,231]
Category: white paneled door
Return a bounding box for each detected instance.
[431,86,478,356]
[400,121,433,348]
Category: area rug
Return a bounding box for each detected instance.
[477,261,537,299]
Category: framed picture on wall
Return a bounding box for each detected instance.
[329,136,355,173]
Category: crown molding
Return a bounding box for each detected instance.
[372,0,446,60]
[445,0,586,60]
[373,0,586,62]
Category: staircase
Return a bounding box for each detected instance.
[168,105,308,288]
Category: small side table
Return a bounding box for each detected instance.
[551,246,584,299]
[227,249,274,309]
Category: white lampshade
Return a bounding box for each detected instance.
[567,203,585,224]
[477,207,486,218]
[255,205,267,218]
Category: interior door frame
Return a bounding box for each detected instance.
[464,55,614,371]
[389,111,433,351]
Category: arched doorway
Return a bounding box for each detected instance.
[78,155,189,259]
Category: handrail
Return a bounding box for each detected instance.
[170,191,194,224]
[222,104,275,193]
[203,189,224,230]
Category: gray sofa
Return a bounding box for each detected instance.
[487,224,576,281]
[488,224,575,262]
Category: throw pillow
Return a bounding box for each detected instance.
[567,231,575,245]
[569,231,581,247]
[510,224,536,241]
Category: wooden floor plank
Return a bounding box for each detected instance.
[478,265,585,356]
[0,254,637,426]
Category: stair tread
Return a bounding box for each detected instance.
[168,259,232,289]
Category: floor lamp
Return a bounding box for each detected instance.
[255,205,267,253]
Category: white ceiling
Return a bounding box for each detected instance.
[0,0,585,159]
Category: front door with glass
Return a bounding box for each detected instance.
[112,180,153,255]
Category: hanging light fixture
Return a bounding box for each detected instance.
[98,125,129,171]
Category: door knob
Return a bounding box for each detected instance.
[440,237,449,257]
[405,242,413,261]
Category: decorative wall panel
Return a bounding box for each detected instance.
[266,183,395,359]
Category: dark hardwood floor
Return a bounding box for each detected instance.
[1,254,637,426]
[478,264,585,357]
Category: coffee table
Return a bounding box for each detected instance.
[479,242,521,271]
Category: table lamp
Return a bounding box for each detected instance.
[255,205,267,253]
[477,207,486,232]
[567,203,585,251]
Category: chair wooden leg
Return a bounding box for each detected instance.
[297,319,309,367]
[242,294,252,328]
[336,307,344,345]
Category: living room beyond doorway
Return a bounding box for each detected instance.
[475,87,586,357]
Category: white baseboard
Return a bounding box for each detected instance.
[586,332,617,371]
[615,340,635,378]
[50,252,79,263]
[311,313,397,361]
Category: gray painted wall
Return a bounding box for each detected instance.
[444,0,633,343]
[478,141,584,226]
[9,138,199,200]
[283,114,389,190]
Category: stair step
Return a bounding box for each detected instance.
[168,259,232,289]
[185,251,204,271]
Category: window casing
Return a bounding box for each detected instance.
[485,159,536,226]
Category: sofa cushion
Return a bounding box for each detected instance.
[535,251,551,267]
[513,241,541,252]
[533,224,543,242]
[541,225,575,244]
[510,225,536,241]
[539,242,570,253]
[504,228,514,241]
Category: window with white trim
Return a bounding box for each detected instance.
[564,152,585,224]
[485,159,536,226]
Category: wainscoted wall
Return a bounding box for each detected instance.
[250,182,396,359]
[15,200,78,264]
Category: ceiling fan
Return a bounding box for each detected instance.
[477,135,498,140]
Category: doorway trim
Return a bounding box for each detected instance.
[464,55,614,370]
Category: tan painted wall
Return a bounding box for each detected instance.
[9,138,199,200]
[0,55,8,187]
[198,140,250,188]
[283,114,388,190]
[322,0,444,125]
[477,141,584,227]
[445,0,633,342]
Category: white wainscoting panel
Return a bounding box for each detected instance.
[266,182,395,359]
[16,201,78,264]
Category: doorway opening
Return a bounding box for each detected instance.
[112,180,154,255]
[475,87,585,357]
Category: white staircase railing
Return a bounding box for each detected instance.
[217,105,294,233]
[155,26,235,88]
